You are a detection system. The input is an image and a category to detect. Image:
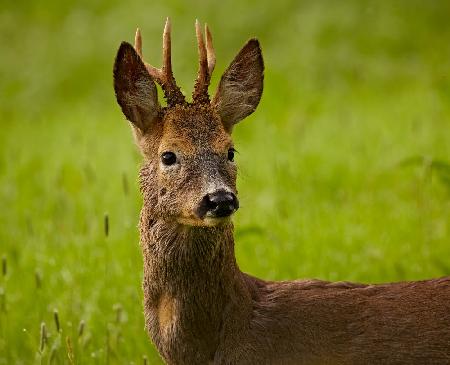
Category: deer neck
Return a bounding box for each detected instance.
[142,216,238,290]
[139,207,251,362]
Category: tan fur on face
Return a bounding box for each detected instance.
[135,104,238,228]
[149,104,237,226]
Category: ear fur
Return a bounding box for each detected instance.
[113,42,160,133]
[212,39,264,132]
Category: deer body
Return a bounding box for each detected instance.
[113,19,450,364]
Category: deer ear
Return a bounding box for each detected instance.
[212,39,264,132]
[113,42,160,133]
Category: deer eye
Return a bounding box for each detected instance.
[161,151,177,166]
[227,148,235,162]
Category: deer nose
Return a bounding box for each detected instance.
[196,190,239,219]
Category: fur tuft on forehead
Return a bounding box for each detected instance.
[161,103,231,151]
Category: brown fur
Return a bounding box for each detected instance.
[113,24,450,364]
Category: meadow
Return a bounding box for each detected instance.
[0,0,449,363]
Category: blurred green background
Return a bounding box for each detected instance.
[1,0,449,363]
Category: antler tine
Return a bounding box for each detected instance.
[205,24,215,75]
[160,18,185,106]
[193,20,214,104]
[134,28,163,81]
[196,20,208,85]
[134,20,185,107]
[162,18,173,77]
[135,28,143,57]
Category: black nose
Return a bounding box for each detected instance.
[196,190,239,218]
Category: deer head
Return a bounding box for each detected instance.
[113,19,263,227]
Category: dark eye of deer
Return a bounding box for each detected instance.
[227,148,235,162]
[161,152,177,166]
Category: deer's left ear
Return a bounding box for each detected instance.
[212,39,264,132]
[113,42,160,133]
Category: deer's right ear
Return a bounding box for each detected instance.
[113,42,160,133]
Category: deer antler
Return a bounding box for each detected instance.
[192,20,216,104]
[134,18,185,107]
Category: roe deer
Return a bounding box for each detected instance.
[113,19,450,365]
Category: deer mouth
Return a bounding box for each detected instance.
[178,214,234,227]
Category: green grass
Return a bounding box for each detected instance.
[1,0,449,363]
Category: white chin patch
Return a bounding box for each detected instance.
[203,216,231,227]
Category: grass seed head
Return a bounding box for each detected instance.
[66,336,75,365]
[0,287,5,312]
[54,309,60,332]
[104,213,109,237]
[39,322,47,352]
[78,319,85,338]
[35,270,42,289]
[1,255,6,276]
